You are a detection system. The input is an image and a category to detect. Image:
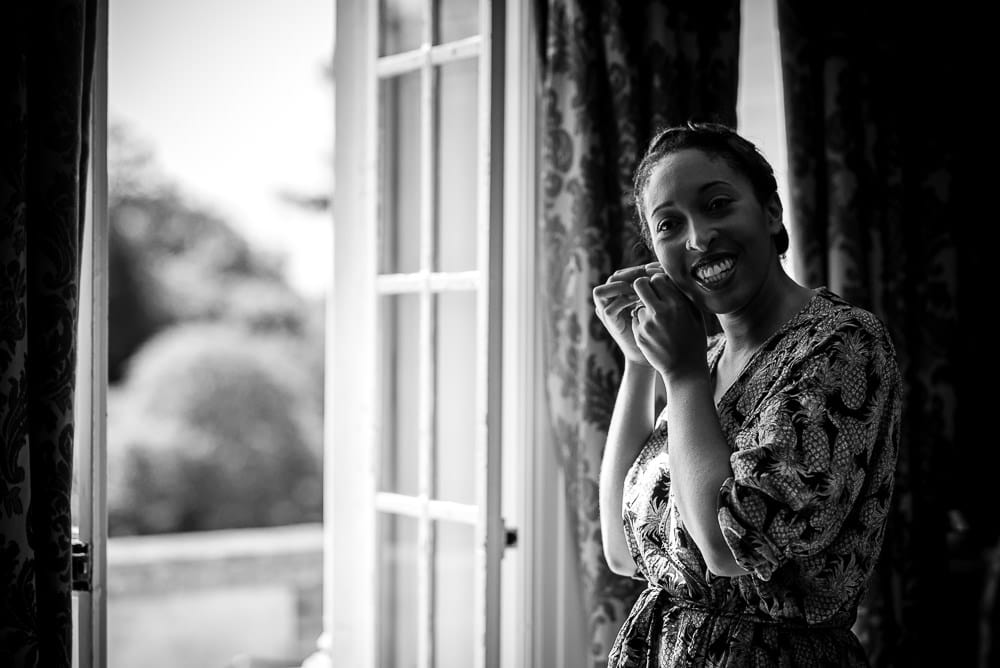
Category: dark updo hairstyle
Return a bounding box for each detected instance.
[632,121,789,255]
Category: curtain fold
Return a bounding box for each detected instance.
[775,2,978,665]
[537,1,739,664]
[0,1,96,665]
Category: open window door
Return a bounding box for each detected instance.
[72,1,109,665]
[328,0,508,665]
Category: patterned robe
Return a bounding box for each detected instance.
[608,288,903,667]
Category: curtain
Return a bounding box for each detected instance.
[775,2,989,666]
[0,1,97,666]
[537,1,739,664]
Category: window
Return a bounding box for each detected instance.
[328,0,514,665]
[73,1,333,666]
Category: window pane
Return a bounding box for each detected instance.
[72,594,80,667]
[377,513,420,668]
[380,71,423,274]
[380,0,425,56]
[433,291,476,504]
[437,0,479,44]
[432,520,475,668]
[380,294,420,496]
[105,1,333,664]
[435,58,479,272]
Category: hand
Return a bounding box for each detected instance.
[593,262,663,367]
[631,272,709,380]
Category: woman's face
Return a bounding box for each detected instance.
[641,148,781,316]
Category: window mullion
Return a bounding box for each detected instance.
[376,36,481,77]
[417,0,438,662]
[477,1,504,666]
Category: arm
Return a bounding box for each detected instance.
[630,274,746,576]
[717,320,903,582]
[662,374,747,576]
[599,361,657,576]
[592,262,662,576]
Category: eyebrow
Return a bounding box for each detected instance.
[650,180,732,217]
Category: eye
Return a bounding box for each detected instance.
[706,195,733,212]
[655,217,680,234]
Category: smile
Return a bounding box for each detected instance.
[692,256,735,287]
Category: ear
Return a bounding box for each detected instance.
[764,193,783,234]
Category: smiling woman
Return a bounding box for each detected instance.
[594,122,903,667]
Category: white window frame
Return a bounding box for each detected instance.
[73,0,110,665]
[327,1,514,666]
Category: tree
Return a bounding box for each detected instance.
[105,120,326,535]
[107,324,323,535]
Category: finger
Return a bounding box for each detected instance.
[631,307,653,347]
[593,281,637,305]
[631,277,660,313]
[649,272,687,303]
[607,295,639,322]
[608,265,653,283]
[648,272,674,300]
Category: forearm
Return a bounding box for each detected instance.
[599,361,657,576]
[663,374,746,576]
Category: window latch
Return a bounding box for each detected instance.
[72,535,92,592]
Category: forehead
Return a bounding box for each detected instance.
[642,148,747,209]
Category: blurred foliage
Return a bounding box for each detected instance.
[107,325,323,535]
[108,122,293,380]
[107,120,325,536]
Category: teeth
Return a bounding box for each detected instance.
[694,257,735,284]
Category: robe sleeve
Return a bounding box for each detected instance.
[716,320,895,581]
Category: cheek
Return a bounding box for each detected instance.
[653,246,684,279]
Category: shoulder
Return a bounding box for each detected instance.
[791,289,903,409]
[806,288,898,359]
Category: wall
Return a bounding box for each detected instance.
[99,524,323,668]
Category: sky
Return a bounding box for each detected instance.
[109,0,334,297]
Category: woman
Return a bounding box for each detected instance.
[594,121,902,667]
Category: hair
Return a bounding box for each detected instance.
[631,120,789,255]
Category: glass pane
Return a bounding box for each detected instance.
[435,58,479,272]
[380,0,425,56]
[433,291,476,504]
[109,582,306,665]
[380,294,421,496]
[72,594,80,667]
[105,0,331,665]
[380,71,423,274]
[437,0,479,44]
[432,520,475,668]
[378,513,420,668]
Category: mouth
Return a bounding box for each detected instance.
[691,254,736,289]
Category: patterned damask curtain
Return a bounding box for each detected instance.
[775,3,989,666]
[537,1,739,664]
[0,1,97,666]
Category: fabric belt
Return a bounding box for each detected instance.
[608,584,852,668]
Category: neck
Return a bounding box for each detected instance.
[718,269,812,357]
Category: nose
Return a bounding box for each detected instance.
[684,220,717,252]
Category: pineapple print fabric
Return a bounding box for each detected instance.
[608,288,902,667]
